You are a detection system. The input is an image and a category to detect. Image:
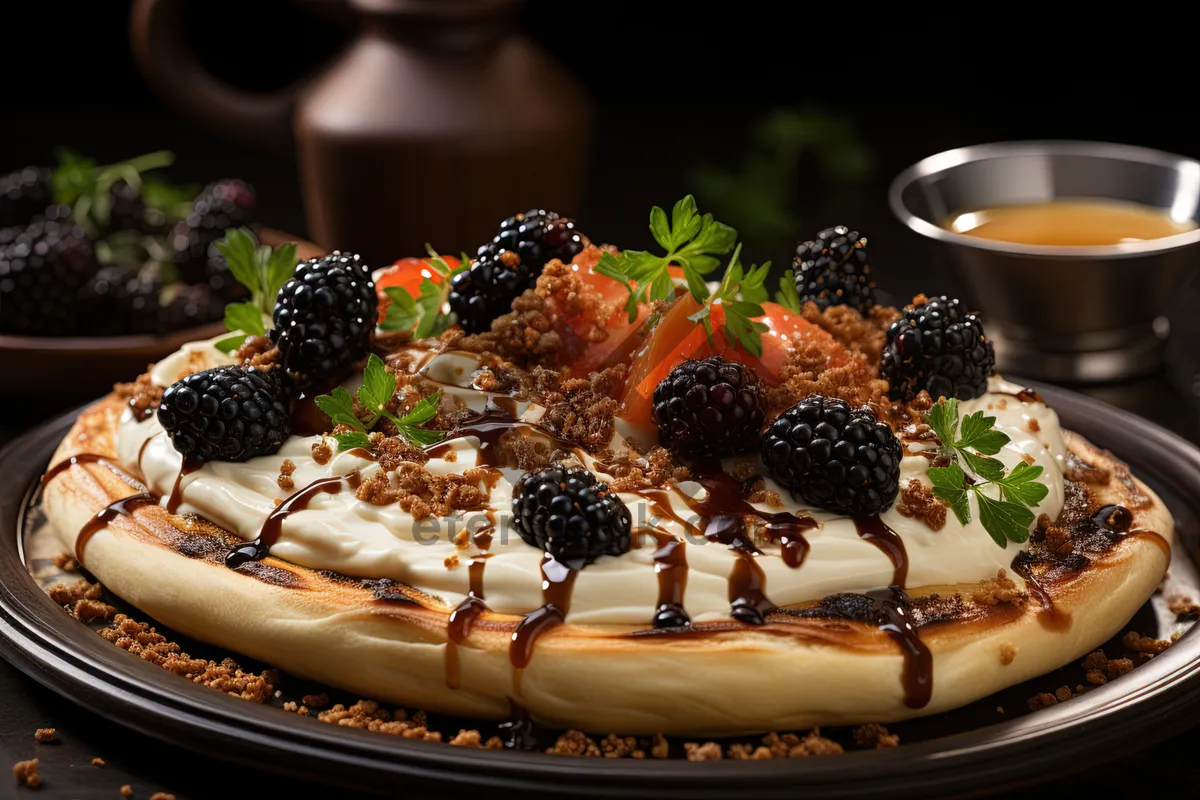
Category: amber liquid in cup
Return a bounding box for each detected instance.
[944,200,1196,246]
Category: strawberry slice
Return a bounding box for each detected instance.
[375,255,461,316]
[617,297,848,433]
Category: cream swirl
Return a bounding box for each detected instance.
[121,337,1065,626]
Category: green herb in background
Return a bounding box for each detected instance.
[314,353,445,450]
[51,148,184,231]
[690,107,873,262]
[925,398,1050,547]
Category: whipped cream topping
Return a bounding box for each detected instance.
[118,338,1066,626]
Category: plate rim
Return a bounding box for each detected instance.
[2,384,1199,798]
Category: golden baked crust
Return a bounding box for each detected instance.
[40,396,1173,736]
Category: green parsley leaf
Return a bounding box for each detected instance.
[927,398,960,448]
[775,269,803,313]
[997,462,1049,507]
[215,228,299,318]
[594,251,640,323]
[381,286,420,332]
[395,426,445,446]
[398,389,442,427]
[357,354,396,419]
[961,450,1006,482]
[976,493,1035,546]
[332,431,371,452]
[215,228,262,295]
[927,465,971,525]
[377,246,466,337]
[924,397,1047,548]
[214,334,248,355]
[266,242,298,304]
[314,386,365,432]
[959,411,1010,455]
[140,176,198,221]
[222,302,266,337]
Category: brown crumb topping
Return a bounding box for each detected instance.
[546,730,602,757]
[449,730,504,749]
[370,433,430,469]
[311,439,333,465]
[895,479,947,531]
[97,612,277,702]
[766,341,889,414]
[302,693,330,709]
[91,757,105,768]
[33,728,55,743]
[316,701,442,741]
[446,254,616,367]
[150,793,177,800]
[1079,649,1135,685]
[48,581,116,622]
[355,462,489,518]
[801,301,899,366]
[594,446,691,492]
[885,391,935,440]
[13,758,40,788]
[121,785,133,797]
[114,370,163,420]
[851,724,900,749]
[970,570,1025,606]
[1122,631,1174,654]
[276,459,296,491]
[232,334,279,369]
[51,552,78,572]
[1168,595,1200,622]
[535,365,628,452]
[1028,685,1076,711]
[684,741,723,762]
[999,643,1017,665]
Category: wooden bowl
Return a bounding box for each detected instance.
[0,227,324,400]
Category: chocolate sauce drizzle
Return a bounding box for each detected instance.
[42,453,109,485]
[225,473,361,569]
[165,457,201,514]
[650,532,689,629]
[75,494,156,565]
[444,554,493,689]
[426,403,579,468]
[509,556,577,670]
[852,515,909,587]
[866,587,933,709]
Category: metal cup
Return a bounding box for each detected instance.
[889,141,1200,383]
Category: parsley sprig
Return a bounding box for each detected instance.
[51,148,179,231]
[774,269,803,313]
[379,245,469,339]
[687,244,772,356]
[925,398,1049,548]
[314,353,445,451]
[212,228,299,354]
[594,195,776,352]
[594,195,737,321]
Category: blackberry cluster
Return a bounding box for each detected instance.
[158,284,223,333]
[271,252,377,382]
[83,265,163,335]
[879,296,995,402]
[169,179,256,277]
[761,395,901,517]
[793,225,875,313]
[0,166,51,229]
[448,209,587,334]
[0,211,96,335]
[157,366,291,463]
[513,465,632,568]
[651,356,765,460]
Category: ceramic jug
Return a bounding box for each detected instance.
[129,0,592,265]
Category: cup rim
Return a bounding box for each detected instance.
[889,140,1200,258]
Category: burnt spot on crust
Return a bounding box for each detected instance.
[232,561,305,588]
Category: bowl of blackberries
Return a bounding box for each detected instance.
[0,150,305,398]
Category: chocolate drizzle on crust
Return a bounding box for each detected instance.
[75,494,156,565]
[225,473,362,569]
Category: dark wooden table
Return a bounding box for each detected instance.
[3,115,1200,797]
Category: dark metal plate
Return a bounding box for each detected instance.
[1,385,1199,799]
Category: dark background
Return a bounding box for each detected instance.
[3,2,1200,798]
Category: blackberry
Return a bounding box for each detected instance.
[0,167,51,229]
[0,213,96,336]
[512,465,632,568]
[793,225,875,313]
[880,296,995,402]
[82,265,163,335]
[105,179,150,233]
[448,210,587,334]
[158,366,291,463]
[761,395,901,517]
[271,252,377,382]
[158,283,223,333]
[168,179,255,277]
[651,356,765,460]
